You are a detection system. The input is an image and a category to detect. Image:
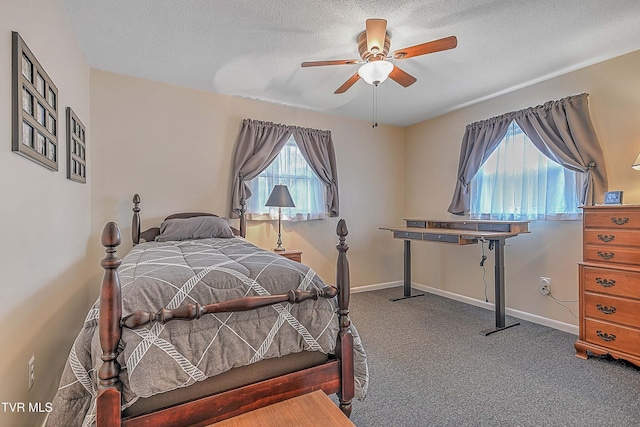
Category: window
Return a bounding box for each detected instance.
[246,136,327,221]
[470,121,585,220]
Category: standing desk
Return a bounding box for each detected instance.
[381,219,529,335]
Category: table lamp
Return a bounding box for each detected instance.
[265,184,295,251]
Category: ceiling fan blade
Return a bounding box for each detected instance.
[334,73,361,94]
[389,65,417,87]
[301,59,360,67]
[392,35,457,60]
[366,19,387,54]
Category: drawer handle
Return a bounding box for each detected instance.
[595,278,616,287]
[610,217,629,226]
[597,251,615,260]
[596,304,617,315]
[597,234,615,242]
[596,330,616,342]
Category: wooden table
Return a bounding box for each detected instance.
[208,390,355,427]
[381,218,529,335]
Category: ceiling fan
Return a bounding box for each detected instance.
[301,19,457,94]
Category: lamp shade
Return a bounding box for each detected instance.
[265,185,296,208]
[633,152,640,170]
[358,60,394,85]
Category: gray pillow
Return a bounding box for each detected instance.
[156,216,234,241]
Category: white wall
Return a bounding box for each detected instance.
[0,1,91,426]
[405,49,640,328]
[89,70,406,294]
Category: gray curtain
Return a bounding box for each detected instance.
[230,119,340,218]
[447,93,607,215]
[292,128,340,217]
[447,116,512,215]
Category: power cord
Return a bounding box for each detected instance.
[479,241,488,302]
[547,290,578,318]
[477,238,575,319]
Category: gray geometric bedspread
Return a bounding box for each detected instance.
[47,237,368,427]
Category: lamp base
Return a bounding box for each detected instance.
[273,247,285,252]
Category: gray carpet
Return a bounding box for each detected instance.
[342,288,640,427]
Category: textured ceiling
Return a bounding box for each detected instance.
[62,0,640,127]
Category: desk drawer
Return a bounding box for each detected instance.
[406,220,426,228]
[422,233,459,244]
[584,246,640,266]
[477,223,511,232]
[585,293,640,328]
[581,265,640,299]
[393,230,422,240]
[585,319,640,356]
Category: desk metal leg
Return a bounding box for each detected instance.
[481,238,519,335]
[391,240,425,301]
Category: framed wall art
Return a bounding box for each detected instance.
[66,107,87,183]
[12,32,59,171]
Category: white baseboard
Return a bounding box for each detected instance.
[351,281,403,293]
[352,281,578,335]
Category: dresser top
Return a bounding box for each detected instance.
[582,204,640,209]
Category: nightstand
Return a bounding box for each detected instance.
[276,249,302,263]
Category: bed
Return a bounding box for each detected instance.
[48,194,368,427]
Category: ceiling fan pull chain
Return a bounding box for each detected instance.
[372,84,378,128]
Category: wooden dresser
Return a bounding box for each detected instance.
[575,205,640,366]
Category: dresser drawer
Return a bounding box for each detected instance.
[584,245,640,266]
[584,293,640,328]
[584,229,640,248]
[581,265,640,299]
[584,210,640,229]
[585,318,640,356]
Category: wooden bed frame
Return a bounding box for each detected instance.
[96,195,355,427]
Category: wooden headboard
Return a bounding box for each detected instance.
[131,194,246,244]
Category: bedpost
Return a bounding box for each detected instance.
[132,194,141,245]
[96,222,123,427]
[335,219,354,417]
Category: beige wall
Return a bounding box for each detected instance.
[405,49,640,327]
[3,2,639,423]
[0,1,91,426]
[89,70,406,294]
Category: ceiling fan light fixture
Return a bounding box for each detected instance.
[358,60,394,85]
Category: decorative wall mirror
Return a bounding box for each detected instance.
[12,31,59,171]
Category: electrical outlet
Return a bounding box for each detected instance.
[539,277,551,296]
[28,355,35,390]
